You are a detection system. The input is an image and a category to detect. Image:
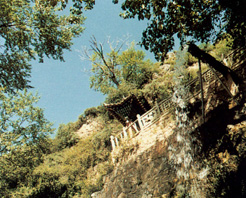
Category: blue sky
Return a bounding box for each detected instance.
[30,1,157,132]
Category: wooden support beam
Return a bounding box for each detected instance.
[198,58,205,123]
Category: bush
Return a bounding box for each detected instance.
[53,123,79,151]
[84,107,102,118]
[25,126,113,198]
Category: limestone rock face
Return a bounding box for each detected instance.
[93,62,246,197]
[93,140,175,198]
[76,117,104,138]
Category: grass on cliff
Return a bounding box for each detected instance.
[5,107,117,198]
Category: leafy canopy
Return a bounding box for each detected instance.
[0,0,95,92]
[17,122,113,198]
[0,89,54,196]
[88,39,159,102]
[0,89,54,155]
[113,0,246,61]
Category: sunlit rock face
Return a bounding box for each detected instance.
[92,141,175,198]
[92,50,246,198]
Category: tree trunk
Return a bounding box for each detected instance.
[188,43,241,86]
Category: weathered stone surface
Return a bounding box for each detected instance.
[93,141,174,198]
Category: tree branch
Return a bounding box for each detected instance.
[90,36,120,88]
[0,23,14,28]
[188,43,240,85]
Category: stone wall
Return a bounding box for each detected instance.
[92,140,175,198]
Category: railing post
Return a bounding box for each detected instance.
[123,127,128,139]
[129,126,133,138]
[160,103,165,112]
[155,100,161,115]
[110,136,116,150]
[133,122,139,133]
[115,136,119,147]
[137,114,144,130]
[155,101,161,115]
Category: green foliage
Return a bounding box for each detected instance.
[24,126,113,197]
[1,37,243,197]
[53,123,79,152]
[113,0,246,61]
[142,73,173,104]
[0,89,54,155]
[84,106,104,118]
[183,52,198,67]
[211,35,233,62]
[53,105,111,152]
[182,41,231,68]
[0,0,94,92]
[29,108,117,197]
[105,81,139,104]
[164,52,177,68]
[90,50,121,95]
[119,46,157,88]
[89,41,159,102]
[141,38,235,104]
[0,142,53,197]
[0,89,54,197]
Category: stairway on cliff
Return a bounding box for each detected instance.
[91,61,246,198]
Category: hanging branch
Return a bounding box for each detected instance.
[89,36,120,88]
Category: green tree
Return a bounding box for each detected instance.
[0,0,95,92]
[119,46,157,88]
[211,35,234,64]
[0,89,54,155]
[23,125,113,197]
[86,37,159,102]
[113,0,246,61]
[0,89,54,196]
[53,123,79,151]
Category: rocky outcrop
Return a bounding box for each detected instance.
[92,100,246,198]
[91,118,176,198]
[92,140,175,198]
[91,61,246,198]
[76,117,104,138]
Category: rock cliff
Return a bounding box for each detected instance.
[92,118,176,198]
[91,62,246,198]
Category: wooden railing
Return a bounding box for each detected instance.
[110,55,244,151]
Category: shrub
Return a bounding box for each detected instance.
[53,123,79,151]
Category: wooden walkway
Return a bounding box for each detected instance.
[110,55,245,151]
